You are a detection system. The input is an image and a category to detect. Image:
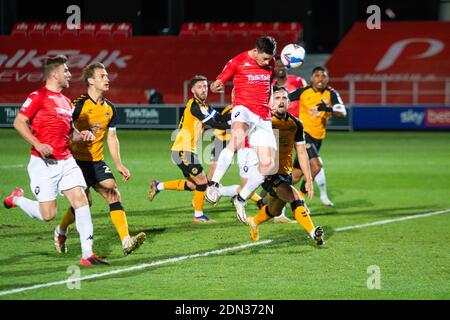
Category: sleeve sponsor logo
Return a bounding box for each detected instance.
[21,97,32,110]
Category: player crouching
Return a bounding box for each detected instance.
[247,86,324,246]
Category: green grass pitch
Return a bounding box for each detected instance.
[0,129,449,300]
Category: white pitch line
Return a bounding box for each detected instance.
[333,208,450,232]
[0,240,272,297]
[0,164,25,169]
[0,208,449,297]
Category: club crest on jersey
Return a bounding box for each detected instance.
[34,186,40,195]
[191,167,198,175]
[91,122,101,134]
[22,98,32,110]
[306,143,311,149]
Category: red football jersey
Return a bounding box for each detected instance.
[216,51,275,120]
[19,87,74,160]
[274,74,307,118]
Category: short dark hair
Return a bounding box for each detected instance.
[273,85,289,95]
[255,36,277,55]
[190,75,207,87]
[82,62,106,86]
[43,55,68,80]
[312,66,328,75]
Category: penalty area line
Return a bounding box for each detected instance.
[0,208,449,297]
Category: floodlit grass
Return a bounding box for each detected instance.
[0,129,449,300]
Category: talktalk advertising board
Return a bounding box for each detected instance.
[0,38,140,103]
[326,22,450,80]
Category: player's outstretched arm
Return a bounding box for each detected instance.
[288,87,305,101]
[330,89,347,118]
[332,104,347,118]
[295,143,314,201]
[14,113,53,158]
[210,80,225,93]
[191,104,230,130]
[107,128,130,181]
[71,127,95,142]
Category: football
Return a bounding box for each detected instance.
[280,44,306,69]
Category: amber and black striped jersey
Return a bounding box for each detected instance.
[213,104,233,142]
[288,85,343,140]
[172,98,230,153]
[272,112,305,176]
[70,93,116,162]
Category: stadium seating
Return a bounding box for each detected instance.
[61,23,79,38]
[179,21,302,43]
[4,21,298,104]
[28,22,47,38]
[211,22,232,41]
[45,22,64,38]
[11,22,29,37]
[9,22,133,39]
[231,22,250,40]
[112,23,132,38]
[96,23,115,39]
[79,23,97,39]
[248,22,273,38]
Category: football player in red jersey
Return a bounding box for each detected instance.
[3,55,108,266]
[207,36,277,224]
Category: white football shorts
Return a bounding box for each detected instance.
[27,155,87,202]
[237,147,259,179]
[231,105,277,149]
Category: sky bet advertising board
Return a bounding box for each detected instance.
[352,106,450,130]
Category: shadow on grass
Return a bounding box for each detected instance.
[1,204,438,250]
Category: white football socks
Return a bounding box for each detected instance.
[315,167,328,198]
[74,205,94,259]
[211,148,234,183]
[194,210,204,218]
[156,182,164,191]
[219,185,239,197]
[239,166,265,200]
[122,235,131,247]
[13,196,44,221]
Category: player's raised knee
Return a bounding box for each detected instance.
[259,160,276,176]
[41,209,57,221]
